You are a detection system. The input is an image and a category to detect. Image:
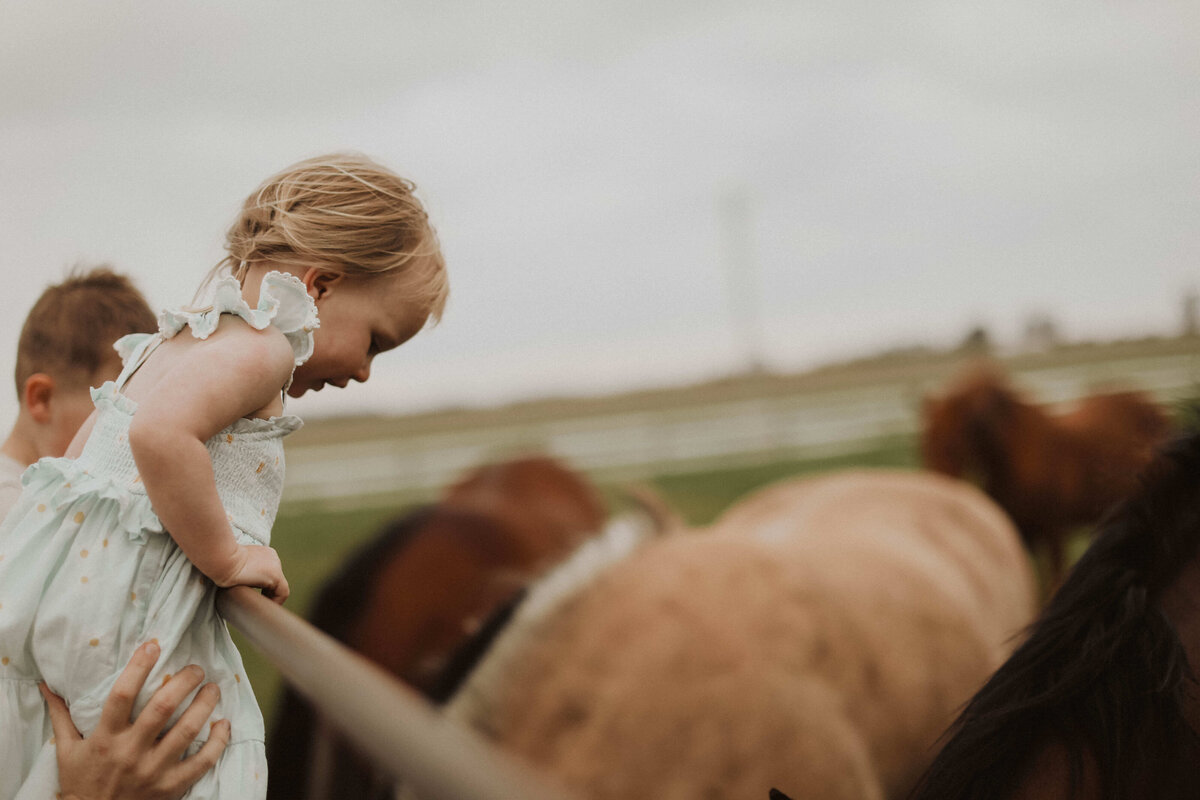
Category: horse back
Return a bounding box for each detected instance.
[710,469,1036,642]
[453,469,1037,800]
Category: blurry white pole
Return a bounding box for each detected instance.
[719,187,766,374]
[218,586,576,800]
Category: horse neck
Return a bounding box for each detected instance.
[964,396,1050,492]
[443,514,656,724]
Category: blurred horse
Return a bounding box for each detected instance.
[908,431,1200,800]
[920,362,1172,588]
[266,454,609,800]
[439,470,1037,800]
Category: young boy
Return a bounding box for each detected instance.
[0,267,221,797]
[0,266,157,515]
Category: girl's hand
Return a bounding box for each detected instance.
[45,641,229,800]
[216,544,290,605]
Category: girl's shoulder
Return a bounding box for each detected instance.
[117,271,320,371]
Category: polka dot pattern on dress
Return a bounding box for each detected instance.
[0,278,298,793]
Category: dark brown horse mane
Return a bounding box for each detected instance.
[908,428,1200,800]
[267,504,549,800]
[266,455,608,800]
[266,504,487,800]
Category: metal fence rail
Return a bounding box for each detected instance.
[217,586,575,800]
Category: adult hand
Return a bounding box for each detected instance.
[41,640,230,800]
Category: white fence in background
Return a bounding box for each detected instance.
[281,352,1200,504]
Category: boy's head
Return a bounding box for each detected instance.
[13,266,157,457]
[218,152,449,325]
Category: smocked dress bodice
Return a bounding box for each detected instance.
[0,270,318,800]
[45,270,316,546]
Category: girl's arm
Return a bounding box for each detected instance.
[128,319,295,598]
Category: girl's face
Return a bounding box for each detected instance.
[288,267,431,397]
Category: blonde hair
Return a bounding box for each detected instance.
[210,152,448,321]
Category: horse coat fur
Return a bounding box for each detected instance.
[267,455,609,800]
[920,361,1172,589]
[444,470,1037,800]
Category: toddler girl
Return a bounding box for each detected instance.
[0,153,448,799]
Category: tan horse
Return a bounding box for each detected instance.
[444,470,1037,800]
[921,362,1172,588]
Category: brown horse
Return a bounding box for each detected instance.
[439,470,1037,800]
[921,362,1172,588]
[349,454,610,690]
[266,454,610,800]
[908,430,1200,800]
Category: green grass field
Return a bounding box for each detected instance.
[243,434,921,725]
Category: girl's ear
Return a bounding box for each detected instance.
[300,268,343,301]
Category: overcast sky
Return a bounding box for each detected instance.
[1,0,1197,421]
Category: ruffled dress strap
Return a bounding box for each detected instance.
[157,271,320,369]
[108,272,318,398]
[111,332,166,391]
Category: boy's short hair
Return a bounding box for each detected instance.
[14,266,158,397]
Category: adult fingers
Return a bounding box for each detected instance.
[163,719,230,797]
[154,681,221,765]
[96,640,161,735]
[130,664,206,747]
[38,682,82,746]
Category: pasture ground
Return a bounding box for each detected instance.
[247,435,1133,730]
[250,333,1200,730]
[248,434,924,726]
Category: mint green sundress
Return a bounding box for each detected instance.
[0,271,319,799]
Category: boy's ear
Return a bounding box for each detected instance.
[23,373,55,424]
[300,268,344,301]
